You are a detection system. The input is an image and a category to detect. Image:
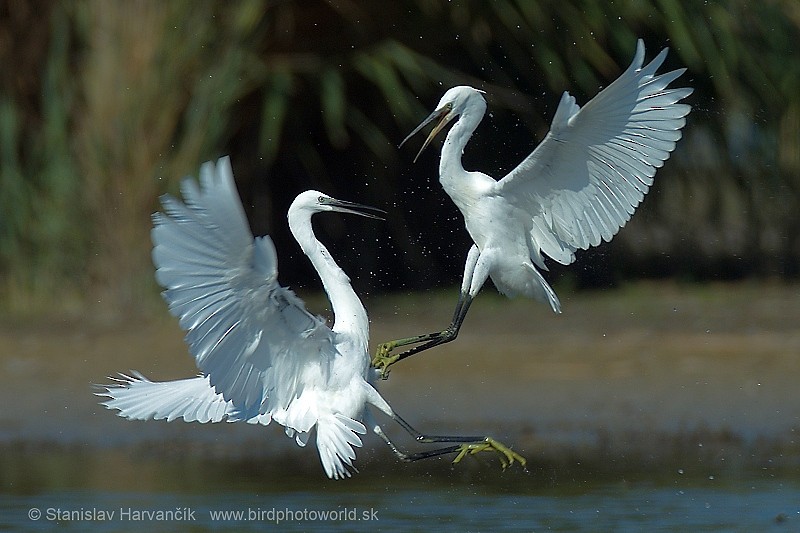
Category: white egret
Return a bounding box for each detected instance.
[98,157,525,478]
[373,39,693,376]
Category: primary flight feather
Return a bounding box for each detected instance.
[374,39,693,375]
[99,157,527,477]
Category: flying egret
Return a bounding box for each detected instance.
[98,156,525,478]
[373,39,693,377]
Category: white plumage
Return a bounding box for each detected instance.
[497,40,692,270]
[375,39,693,371]
[101,157,529,476]
[100,157,390,479]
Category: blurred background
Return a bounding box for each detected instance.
[1,2,800,530]
[1,0,799,315]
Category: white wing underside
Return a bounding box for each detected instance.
[98,373,366,479]
[151,158,337,417]
[144,157,367,479]
[497,39,693,265]
[96,373,269,424]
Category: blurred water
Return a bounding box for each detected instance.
[1,448,798,532]
[2,285,799,531]
[4,479,798,532]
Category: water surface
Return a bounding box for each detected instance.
[2,446,798,531]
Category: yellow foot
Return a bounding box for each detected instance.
[371,342,400,380]
[452,437,527,470]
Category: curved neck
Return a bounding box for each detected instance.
[287,209,368,342]
[439,102,485,189]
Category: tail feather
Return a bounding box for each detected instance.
[525,263,562,313]
[315,413,366,480]
[98,373,367,480]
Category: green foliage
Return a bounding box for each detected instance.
[0,5,83,307]
[0,0,798,314]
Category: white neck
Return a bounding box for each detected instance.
[439,100,485,196]
[287,209,369,343]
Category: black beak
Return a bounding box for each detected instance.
[327,198,386,221]
[399,106,453,163]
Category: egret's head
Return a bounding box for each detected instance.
[400,86,486,162]
[291,191,385,220]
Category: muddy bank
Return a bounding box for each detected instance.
[1,281,798,472]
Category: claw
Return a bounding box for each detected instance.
[370,330,451,379]
[371,342,400,380]
[452,437,526,470]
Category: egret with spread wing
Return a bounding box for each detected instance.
[98,157,525,478]
[374,39,692,377]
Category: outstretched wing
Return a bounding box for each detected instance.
[98,373,244,424]
[152,156,336,415]
[497,39,693,265]
[98,372,364,479]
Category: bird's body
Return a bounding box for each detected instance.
[374,39,692,374]
[100,159,384,478]
[443,168,559,305]
[100,157,525,477]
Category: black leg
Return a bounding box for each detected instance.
[391,411,484,443]
[372,292,474,380]
[372,245,486,378]
[372,424,474,462]
[389,293,473,364]
[370,409,526,468]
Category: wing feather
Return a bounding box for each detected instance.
[498,39,692,265]
[97,373,271,425]
[151,156,337,416]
